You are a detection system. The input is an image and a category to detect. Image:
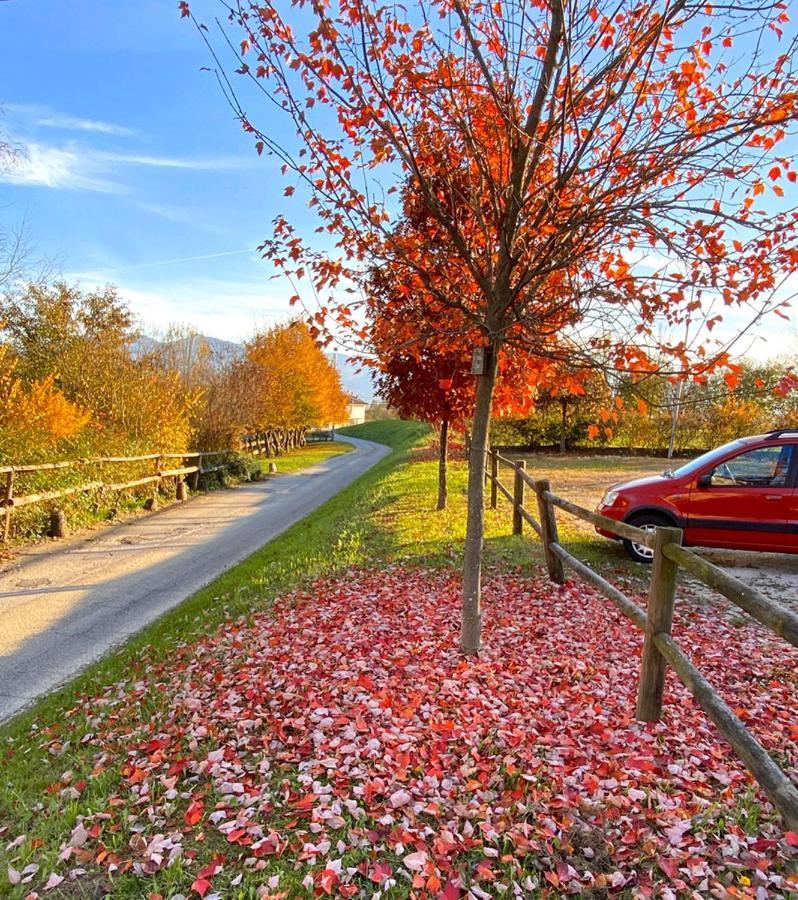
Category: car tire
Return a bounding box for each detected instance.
[622,512,673,563]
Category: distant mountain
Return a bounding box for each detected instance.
[130,335,375,401]
[130,334,244,368]
[176,335,243,365]
[129,335,162,358]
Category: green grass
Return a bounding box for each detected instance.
[259,439,352,475]
[0,421,669,897]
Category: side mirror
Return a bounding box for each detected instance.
[697,472,712,488]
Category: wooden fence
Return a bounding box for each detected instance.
[306,429,335,443]
[0,451,231,545]
[484,448,798,829]
[242,427,307,457]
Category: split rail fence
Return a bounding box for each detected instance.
[0,451,231,545]
[484,448,798,829]
[241,427,307,457]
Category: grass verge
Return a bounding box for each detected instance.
[257,440,352,475]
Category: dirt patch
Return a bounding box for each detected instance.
[685,548,798,612]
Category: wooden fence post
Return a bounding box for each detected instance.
[191,454,201,491]
[149,455,162,509]
[512,460,526,535]
[2,470,14,544]
[636,525,683,722]
[490,450,498,510]
[49,508,68,538]
[534,478,565,584]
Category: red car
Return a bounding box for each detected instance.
[595,430,798,562]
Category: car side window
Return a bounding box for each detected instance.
[709,445,794,488]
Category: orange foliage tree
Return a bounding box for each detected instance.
[186,0,798,653]
[245,320,348,443]
[0,346,91,461]
[368,278,549,509]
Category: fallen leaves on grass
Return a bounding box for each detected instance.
[4,567,798,897]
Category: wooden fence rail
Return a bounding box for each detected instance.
[484,448,798,829]
[0,450,234,545]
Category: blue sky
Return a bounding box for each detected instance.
[0,0,796,362]
[0,0,306,341]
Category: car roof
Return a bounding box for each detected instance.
[751,430,798,442]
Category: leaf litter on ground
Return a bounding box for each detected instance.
[3,566,797,898]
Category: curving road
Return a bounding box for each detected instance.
[0,435,389,723]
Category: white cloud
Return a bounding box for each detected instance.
[132,200,199,224]
[89,248,257,271]
[0,139,254,193]
[0,143,123,193]
[98,151,251,170]
[4,103,137,137]
[64,273,295,342]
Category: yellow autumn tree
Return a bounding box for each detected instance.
[246,321,348,429]
[2,282,198,454]
[0,345,91,461]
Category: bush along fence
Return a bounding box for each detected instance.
[483,448,798,830]
[0,451,233,545]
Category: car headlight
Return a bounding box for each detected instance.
[601,490,619,506]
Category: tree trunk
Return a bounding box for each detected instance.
[559,398,568,454]
[437,418,449,511]
[667,381,683,459]
[460,346,499,655]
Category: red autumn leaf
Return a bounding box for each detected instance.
[316,869,339,894]
[723,371,740,389]
[196,860,221,880]
[369,861,393,883]
[628,757,657,772]
[441,879,461,899]
[191,878,212,897]
[185,799,204,826]
[658,856,681,879]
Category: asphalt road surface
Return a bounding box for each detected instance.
[0,435,389,722]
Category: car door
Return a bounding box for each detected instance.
[686,443,796,551]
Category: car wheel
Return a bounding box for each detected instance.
[622,513,672,563]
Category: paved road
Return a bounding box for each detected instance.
[0,436,389,722]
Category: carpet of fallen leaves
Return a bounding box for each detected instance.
[6,567,798,898]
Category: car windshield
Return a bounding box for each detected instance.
[665,439,748,478]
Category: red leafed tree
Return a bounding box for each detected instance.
[374,346,472,512]
[185,0,798,653]
[373,337,543,511]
